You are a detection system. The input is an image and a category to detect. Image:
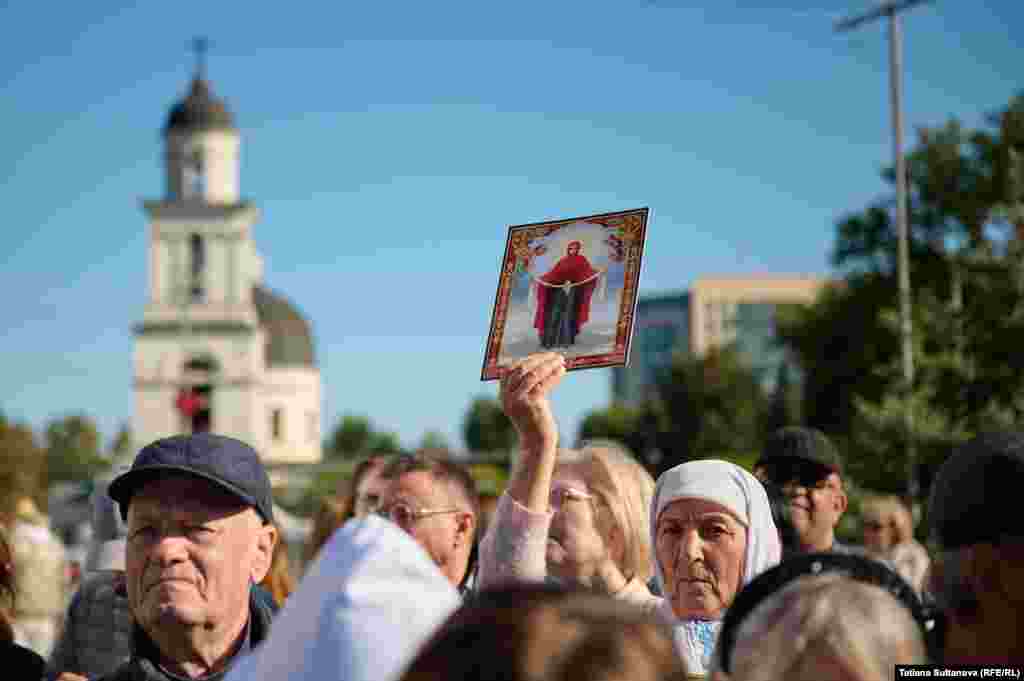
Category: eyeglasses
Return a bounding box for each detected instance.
[375,501,461,527]
[762,462,832,491]
[549,485,596,511]
[862,520,889,531]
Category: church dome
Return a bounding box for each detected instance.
[165,77,236,133]
[253,286,316,368]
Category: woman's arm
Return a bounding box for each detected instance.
[477,353,566,589]
[501,353,564,511]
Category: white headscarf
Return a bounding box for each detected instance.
[650,459,781,674]
[225,515,460,681]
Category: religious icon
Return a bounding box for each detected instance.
[481,208,649,380]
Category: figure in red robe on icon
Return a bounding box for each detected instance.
[531,240,605,349]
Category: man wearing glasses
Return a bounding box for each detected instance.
[376,453,480,595]
[754,427,850,556]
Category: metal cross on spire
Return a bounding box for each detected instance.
[191,36,210,80]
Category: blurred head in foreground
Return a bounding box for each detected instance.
[402,584,688,681]
[927,431,1024,663]
[724,573,926,681]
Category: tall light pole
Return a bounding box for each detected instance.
[836,0,934,500]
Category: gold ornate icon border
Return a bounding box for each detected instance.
[481,207,649,381]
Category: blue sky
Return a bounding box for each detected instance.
[1,1,1020,453]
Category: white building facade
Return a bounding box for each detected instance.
[132,71,321,464]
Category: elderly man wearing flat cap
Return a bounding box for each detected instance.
[94,434,278,681]
[754,427,850,556]
[927,432,1024,664]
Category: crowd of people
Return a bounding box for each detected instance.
[1,351,1022,680]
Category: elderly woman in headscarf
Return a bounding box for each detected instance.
[651,459,782,674]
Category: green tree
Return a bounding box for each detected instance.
[778,92,1024,496]
[462,396,517,454]
[764,360,801,434]
[325,414,402,459]
[110,422,133,459]
[643,347,768,477]
[0,412,44,508]
[576,403,647,461]
[775,276,897,437]
[418,429,450,451]
[44,413,108,485]
[369,431,402,455]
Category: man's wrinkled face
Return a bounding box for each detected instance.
[378,471,466,582]
[125,476,274,636]
[760,460,846,550]
[567,243,580,256]
[655,498,748,620]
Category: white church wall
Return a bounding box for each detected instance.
[142,200,258,313]
[259,368,321,464]
[205,237,226,305]
[132,384,261,451]
[133,332,325,462]
[165,129,239,205]
[134,333,261,383]
[142,224,260,328]
[133,384,181,446]
[213,384,257,446]
[197,130,240,205]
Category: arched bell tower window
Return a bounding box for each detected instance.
[177,355,218,434]
[190,233,205,302]
[183,146,205,200]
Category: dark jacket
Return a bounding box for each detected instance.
[2,640,45,681]
[94,588,274,681]
[47,571,132,679]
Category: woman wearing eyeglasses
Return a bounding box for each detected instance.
[478,352,658,612]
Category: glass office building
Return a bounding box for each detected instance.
[612,293,690,406]
[611,277,824,404]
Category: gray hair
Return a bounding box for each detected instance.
[731,574,926,681]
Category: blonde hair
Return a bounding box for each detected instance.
[861,495,914,545]
[731,574,926,681]
[557,440,655,583]
[261,529,295,607]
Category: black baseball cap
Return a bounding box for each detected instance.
[756,427,843,477]
[929,431,1024,549]
[109,433,274,524]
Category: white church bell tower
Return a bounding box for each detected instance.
[132,43,322,464]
